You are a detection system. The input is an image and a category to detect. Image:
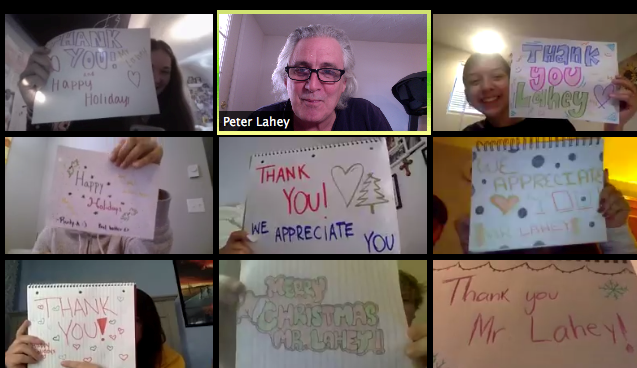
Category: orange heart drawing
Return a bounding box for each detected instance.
[490,195,519,215]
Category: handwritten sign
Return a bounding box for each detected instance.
[236,260,412,368]
[47,145,160,239]
[27,283,136,368]
[510,37,619,124]
[243,138,401,254]
[433,260,636,368]
[469,138,607,252]
[32,28,159,124]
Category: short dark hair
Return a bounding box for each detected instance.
[398,270,425,310]
[462,53,511,86]
[433,195,448,226]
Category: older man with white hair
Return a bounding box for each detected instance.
[246,24,393,131]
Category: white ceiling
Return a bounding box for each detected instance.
[433,14,637,56]
[253,14,427,44]
[129,14,215,80]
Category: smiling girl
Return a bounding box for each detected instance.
[461,53,637,131]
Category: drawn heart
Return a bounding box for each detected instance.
[37,305,44,310]
[109,319,117,324]
[331,164,364,208]
[594,84,615,108]
[109,335,117,340]
[117,296,124,302]
[38,319,45,325]
[119,354,129,361]
[53,335,60,341]
[50,55,60,72]
[90,345,97,351]
[515,67,521,73]
[490,195,520,215]
[58,355,67,360]
[118,328,125,334]
[52,306,60,311]
[83,358,92,363]
[73,344,81,350]
[107,346,114,351]
[128,71,141,88]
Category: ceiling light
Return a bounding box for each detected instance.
[472,30,504,53]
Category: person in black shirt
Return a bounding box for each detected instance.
[461,53,637,132]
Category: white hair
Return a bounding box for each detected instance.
[271,24,358,110]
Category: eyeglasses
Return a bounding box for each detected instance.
[285,66,345,82]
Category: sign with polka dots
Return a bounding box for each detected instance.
[47,145,160,239]
[469,138,607,252]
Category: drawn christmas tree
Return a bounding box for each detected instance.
[355,172,389,214]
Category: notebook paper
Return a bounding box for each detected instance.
[433,260,636,368]
[27,283,136,368]
[236,260,413,368]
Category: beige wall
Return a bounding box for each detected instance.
[432,142,472,254]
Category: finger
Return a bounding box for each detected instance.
[231,242,254,254]
[120,144,149,169]
[407,324,427,341]
[9,342,44,362]
[15,319,30,338]
[13,334,46,347]
[30,52,54,72]
[405,336,427,359]
[602,197,621,217]
[133,145,161,168]
[604,168,609,186]
[228,230,251,244]
[6,353,39,365]
[61,361,82,368]
[598,187,614,213]
[20,64,50,90]
[610,92,635,103]
[613,76,637,94]
[110,139,126,162]
[115,138,137,166]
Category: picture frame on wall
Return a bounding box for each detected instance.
[392,173,402,209]
[389,141,406,166]
[173,260,214,327]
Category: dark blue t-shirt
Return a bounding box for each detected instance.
[247,97,393,131]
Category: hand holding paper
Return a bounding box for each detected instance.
[47,145,160,239]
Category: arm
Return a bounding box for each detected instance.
[32,228,53,254]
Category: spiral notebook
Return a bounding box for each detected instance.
[469,137,607,252]
[27,283,136,368]
[243,138,401,254]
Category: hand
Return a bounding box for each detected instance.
[454,214,470,254]
[219,275,246,307]
[17,47,52,111]
[61,361,101,368]
[605,74,637,131]
[110,137,163,169]
[405,323,427,368]
[599,169,630,228]
[220,231,254,254]
[5,320,46,368]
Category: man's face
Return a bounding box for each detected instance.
[285,37,347,127]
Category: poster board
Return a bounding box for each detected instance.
[433,260,636,368]
[236,260,412,368]
[243,138,401,254]
[510,37,619,124]
[32,28,159,124]
[47,145,160,239]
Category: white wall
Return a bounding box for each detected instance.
[434,41,637,131]
[230,15,427,131]
[6,137,215,254]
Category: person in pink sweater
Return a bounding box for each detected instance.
[32,138,173,254]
